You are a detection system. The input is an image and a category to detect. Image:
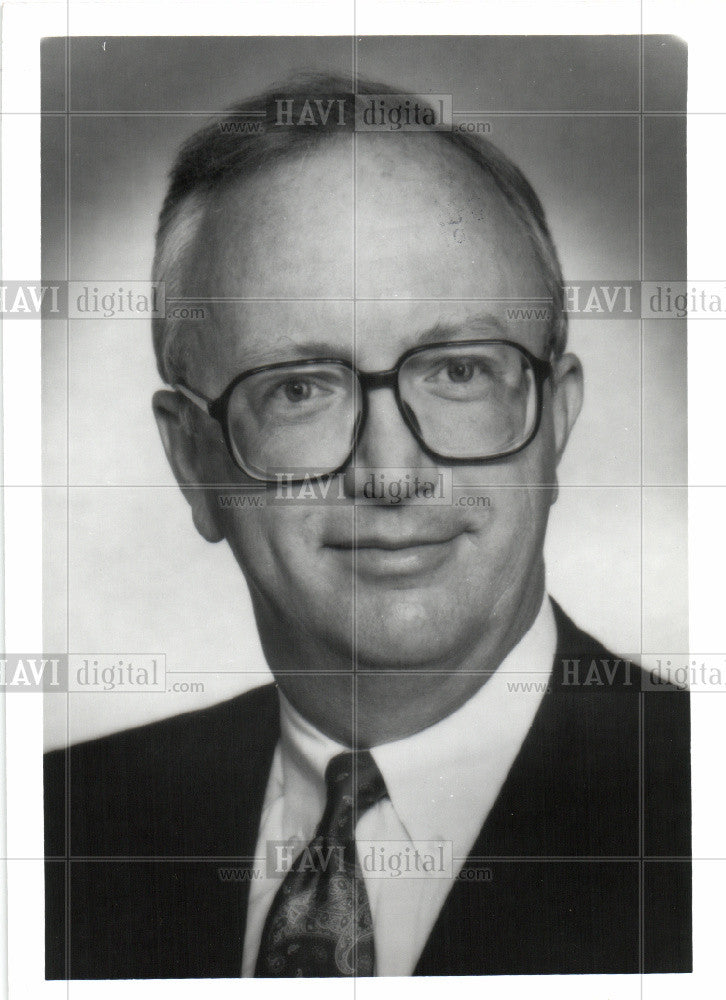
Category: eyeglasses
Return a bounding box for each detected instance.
[174,339,552,483]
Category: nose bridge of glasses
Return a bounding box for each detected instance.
[352,367,428,469]
[358,368,398,392]
[357,366,420,441]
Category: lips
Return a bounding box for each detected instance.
[324,527,469,580]
[328,532,462,551]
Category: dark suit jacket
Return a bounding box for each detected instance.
[44,601,691,978]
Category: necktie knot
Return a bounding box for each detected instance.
[321,751,387,839]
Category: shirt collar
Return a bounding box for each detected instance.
[277,594,556,854]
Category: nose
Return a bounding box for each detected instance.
[341,384,432,502]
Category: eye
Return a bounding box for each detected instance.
[424,356,493,385]
[281,378,314,402]
[265,374,337,409]
[445,359,476,383]
[415,353,501,402]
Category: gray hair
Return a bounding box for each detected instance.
[152,73,568,384]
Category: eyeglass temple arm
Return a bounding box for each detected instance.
[173,382,213,416]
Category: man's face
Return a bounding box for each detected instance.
[170,135,581,672]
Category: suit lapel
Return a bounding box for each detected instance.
[413,614,572,975]
[201,685,281,976]
[413,601,637,975]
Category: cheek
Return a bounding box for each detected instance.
[220,506,279,562]
[487,491,545,570]
[220,507,326,586]
[455,431,555,515]
[508,450,555,556]
[455,448,554,577]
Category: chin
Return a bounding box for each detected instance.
[352,632,463,670]
[348,595,479,669]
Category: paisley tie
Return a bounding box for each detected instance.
[255,750,388,977]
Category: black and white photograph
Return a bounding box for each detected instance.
[1,3,724,997]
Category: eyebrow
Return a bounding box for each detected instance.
[231,339,355,368]
[294,315,511,358]
[414,313,509,346]
[229,313,511,372]
[289,339,353,360]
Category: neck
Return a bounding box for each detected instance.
[254,568,546,747]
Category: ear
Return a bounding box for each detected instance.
[152,389,224,543]
[550,352,584,463]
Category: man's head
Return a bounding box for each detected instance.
[152,76,583,743]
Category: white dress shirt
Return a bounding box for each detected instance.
[242,594,556,977]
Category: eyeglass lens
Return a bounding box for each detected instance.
[225,342,538,478]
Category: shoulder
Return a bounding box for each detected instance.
[44,682,279,855]
[45,680,278,777]
[550,597,686,697]
[548,598,691,855]
[550,597,631,663]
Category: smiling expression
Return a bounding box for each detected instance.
[168,132,577,674]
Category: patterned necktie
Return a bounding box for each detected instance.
[255,750,388,977]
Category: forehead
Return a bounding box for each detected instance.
[189,134,550,384]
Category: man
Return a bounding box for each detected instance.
[45,76,691,979]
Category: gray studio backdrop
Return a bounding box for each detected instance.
[41,35,687,748]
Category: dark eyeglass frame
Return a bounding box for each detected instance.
[173,339,553,483]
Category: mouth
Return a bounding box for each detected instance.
[325,530,468,579]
